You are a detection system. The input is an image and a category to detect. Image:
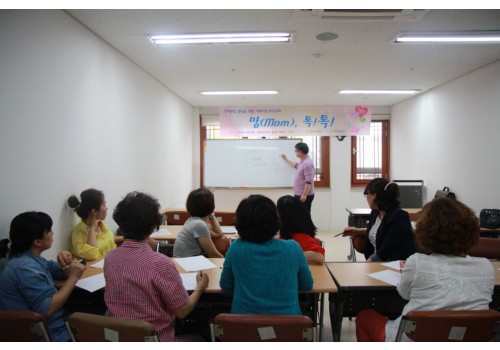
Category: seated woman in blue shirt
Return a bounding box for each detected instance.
[220,194,313,315]
[0,211,85,341]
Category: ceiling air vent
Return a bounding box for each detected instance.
[293,9,429,22]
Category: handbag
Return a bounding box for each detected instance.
[434,186,456,200]
[479,209,500,229]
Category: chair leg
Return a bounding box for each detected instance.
[209,322,215,342]
[349,237,357,262]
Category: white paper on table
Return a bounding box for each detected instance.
[367,270,402,286]
[76,273,106,292]
[221,226,237,234]
[381,260,401,271]
[180,273,198,291]
[174,255,217,272]
[90,259,104,268]
[150,228,172,237]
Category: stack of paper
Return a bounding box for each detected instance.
[174,255,217,272]
[150,228,172,237]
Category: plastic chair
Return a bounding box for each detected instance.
[0,310,51,341]
[395,309,500,342]
[212,236,230,255]
[315,237,325,248]
[156,240,174,257]
[210,313,315,342]
[341,231,365,261]
[65,312,159,342]
[467,237,500,260]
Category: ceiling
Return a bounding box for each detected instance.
[66,9,500,108]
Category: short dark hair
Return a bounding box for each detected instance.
[68,188,104,220]
[185,187,215,218]
[8,211,53,257]
[416,197,479,256]
[364,178,400,210]
[235,195,280,243]
[295,142,309,154]
[113,191,162,241]
[277,195,317,239]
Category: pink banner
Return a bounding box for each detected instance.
[219,106,371,137]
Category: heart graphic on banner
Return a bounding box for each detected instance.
[355,106,368,117]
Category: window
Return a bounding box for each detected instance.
[351,120,390,187]
[200,123,330,188]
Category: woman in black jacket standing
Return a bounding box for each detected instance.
[344,178,416,261]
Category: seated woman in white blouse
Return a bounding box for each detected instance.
[355,197,495,342]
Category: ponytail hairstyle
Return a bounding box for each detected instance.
[68,188,104,220]
[364,178,400,211]
[8,211,53,257]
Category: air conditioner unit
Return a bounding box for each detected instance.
[293,9,429,22]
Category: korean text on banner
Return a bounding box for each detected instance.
[219,106,371,137]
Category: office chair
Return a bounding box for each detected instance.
[65,312,159,342]
[467,237,500,260]
[156,240,174,257]
[210,313,315,342]
[0,310,51,341]
[395,309,500,342]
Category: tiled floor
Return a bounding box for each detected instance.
[317,229,363,342]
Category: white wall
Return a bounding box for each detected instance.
[391,59,500,215]
[0,10,195,259]
[197,59,500,230]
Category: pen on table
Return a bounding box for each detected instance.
[61,259,84,270]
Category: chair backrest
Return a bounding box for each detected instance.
[212,236,230,255]
[156,240,174,257]
[395,309,500,342]
[164,210,191,225]
[0,310,51,341]
[467,237,500,260]
[210,313,315,342]
[65,312,159,342]
[315,237,325,248]
[351,235,365,254]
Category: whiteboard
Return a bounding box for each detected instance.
[204,139,301,188]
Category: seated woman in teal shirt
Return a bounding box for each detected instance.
[0,212,85,341]
[220,195,313,315]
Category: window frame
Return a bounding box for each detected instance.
[350,120,390,187]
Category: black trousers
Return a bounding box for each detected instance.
[295,194,314,212]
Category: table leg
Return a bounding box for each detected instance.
[329,292,345,342]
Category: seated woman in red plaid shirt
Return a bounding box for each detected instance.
[103,191,208,342]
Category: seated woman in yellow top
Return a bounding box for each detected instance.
[68,188,121,260]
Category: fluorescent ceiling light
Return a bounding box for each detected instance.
[149,33,292,45]
[339,90,420,95]
[201,91,279,96]
[395,32,500,43]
